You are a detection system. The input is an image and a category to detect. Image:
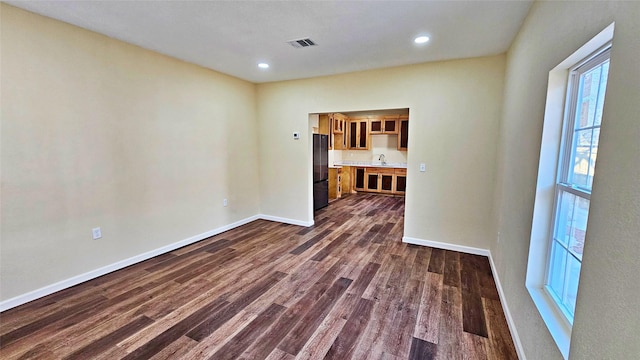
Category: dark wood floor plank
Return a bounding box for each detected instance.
[274,257,342,308]
[174,238,233,259]
[277,277,353,356]
[435,285,464,360]
[311,232,352,261]
[384,278,424,358]
[121,296,229,359]
[483,298,518,360]
[414,272,443,344]
[241,260,345,360]
[324,297,374,359]
[0,287,105,335]
[209,303,286,360]
[411,245,432,281]
[290,229,333,255]
[462,332,489,360]
[354,253,411,358]
[347,261,381,297]
[0,295,108,347]
[369,224,383,233]
[173,247,239,284]
[264,348,296,360]
[147,335,199,360]
[460,254,488,338]
[427,248,445,274]
[0,194,516,360]
[38,281,183,358]
[372,222,396,244]
[64,316,154,360]
[186,271,288,342]
[443,250,461,288]
[409,337,437,360]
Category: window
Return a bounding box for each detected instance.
[546,47,610,322]
[527,23,613,359]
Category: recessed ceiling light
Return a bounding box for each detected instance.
[258,62,269,69]
[414,36,430,44]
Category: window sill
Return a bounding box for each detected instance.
[527,285,571,359]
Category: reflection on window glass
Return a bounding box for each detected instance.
[549,242,568,299]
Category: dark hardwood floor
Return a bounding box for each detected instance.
[0,193,518,359]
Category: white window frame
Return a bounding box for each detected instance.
[544,46,610,323]
[525,23,614,360]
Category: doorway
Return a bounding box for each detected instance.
[309,108,409,222]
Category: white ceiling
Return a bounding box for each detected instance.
[6,1,533,83]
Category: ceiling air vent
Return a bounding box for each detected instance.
[287,38,317,49]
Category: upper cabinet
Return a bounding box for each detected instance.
[328,113,347,150]
[348,119,369,150]
[325,112,407,151]
[370,116,398,135]
[330,113,346,134]
[398,117,408,151]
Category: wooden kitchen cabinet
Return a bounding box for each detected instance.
[365,168,396,194]
[328,167,342,199]
[354,167,405,195]
[354,168,366,191]
[383,117,399,133]
[398,117,409,151]
[348,119,369,150]
[370,117,398,134]
[319,114,330,135]
[369,118,383,134]
[380,172,394,193]
[366,172,379,191]
[395,168,407,194]
[341,166,352,194]
[329,113,347,150]
[330,113,346,134]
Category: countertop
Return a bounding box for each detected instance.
[332,161,407,169]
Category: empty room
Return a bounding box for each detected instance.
[1,1,639,359]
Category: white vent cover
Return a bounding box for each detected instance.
[287,38,317,48]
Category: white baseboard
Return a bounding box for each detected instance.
[0,215,261,312]
[259,214,314,227]
[488,253,527,360]
[402,236,526,359]
[402,236,490,256]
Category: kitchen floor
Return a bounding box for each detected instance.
[0,193,517,359]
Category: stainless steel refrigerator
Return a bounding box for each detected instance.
[313,134,329,211]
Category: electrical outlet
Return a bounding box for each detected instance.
[223,199,228,207]
[92,227,102,240]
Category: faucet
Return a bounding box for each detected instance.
[378,154,386,165]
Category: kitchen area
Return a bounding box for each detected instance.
[312,109,409,210]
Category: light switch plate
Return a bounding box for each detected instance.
[420,163,426,172]
[92,227,102,240]
[293,132,300,140]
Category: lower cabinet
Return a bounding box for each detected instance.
[355,168,366,191]
[395,169,407,194]
[341,166,352,195]
[354,167,406,195]
[366,173,379,191]
[329,167,343,199]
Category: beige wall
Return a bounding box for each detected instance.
[7,4,638,358]
[0,5,260,301]
[257,56,505,249]
[493,1,640,358]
